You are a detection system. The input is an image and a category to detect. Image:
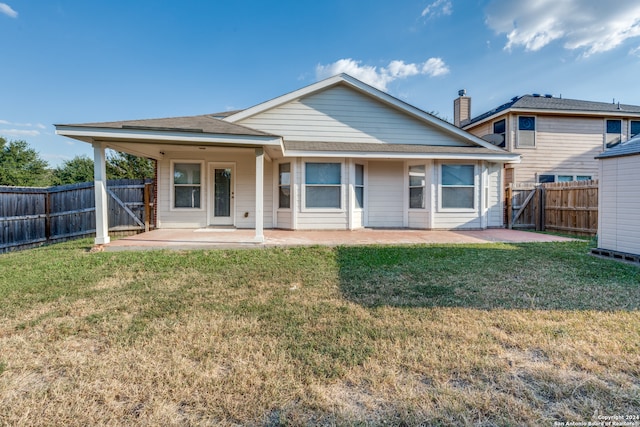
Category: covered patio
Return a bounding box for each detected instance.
[104,228,576,251]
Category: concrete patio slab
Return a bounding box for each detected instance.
[104,228,578,251]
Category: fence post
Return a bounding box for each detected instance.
[539,186,546,232]
[506,185,513,229]
[144,182,151,232]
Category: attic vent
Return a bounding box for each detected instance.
[511,96,519,102]
[533,93,541,97]
[544,94,552,98]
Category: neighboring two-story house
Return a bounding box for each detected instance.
[454,91,640,186]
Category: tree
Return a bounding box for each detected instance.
[52,155,95,185]
[0,137,51,186]
[106,151,155,180]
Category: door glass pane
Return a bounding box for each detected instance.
[215,168,231,217]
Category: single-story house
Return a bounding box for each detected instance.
[593,136,640,261]
[55,74,520,244]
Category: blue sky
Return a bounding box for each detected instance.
[2,0,640,167]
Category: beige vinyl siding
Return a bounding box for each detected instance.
[513,116,603,183]
[238,86,473,147]
[276,211,292,229]
[157,148,273,229]
[486,163,504,227]
[367,161,404,227]
[598,155,640,255]
[408,210,429,229]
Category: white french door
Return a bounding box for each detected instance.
[208,163,235,226]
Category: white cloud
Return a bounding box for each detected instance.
[421,0,452,19]
[316,58,449,91]
[485,0,640,56]
[421,58,449,77]
[0,129,41,137]
[0,3,17,18]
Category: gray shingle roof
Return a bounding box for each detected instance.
[57,114,274,137]
[596,136,640,159]
[467,95,640,126]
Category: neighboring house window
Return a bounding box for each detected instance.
[305,162,341,209]
[355,164,364,209]
[173,162,201,208]
[630,121,640,138]
[409,165,426,209]
[538,174,592,183]
[493,119,506,147]
[441,164,475,209]
[278,163,291,209]
[517,116,536,148]
[606,119,622,148]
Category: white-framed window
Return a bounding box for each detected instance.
[355,164,364,209]
[172,161,203,209]
[440,164,475,210]
[517,116,536,148]
[278,162,291,209]
[537,173,593,183]
[409,165,426,209]
[606,119,622,148]
[304,162,342,209]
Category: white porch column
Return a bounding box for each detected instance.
[255,148,265,242]
[93,142,110,245]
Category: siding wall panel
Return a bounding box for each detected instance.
[239,86,473,147]
[367,161,404,227]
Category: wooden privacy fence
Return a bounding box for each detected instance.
[0,179,154,253]
[506,180,598,236]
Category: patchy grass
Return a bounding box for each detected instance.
[0,239,638,426]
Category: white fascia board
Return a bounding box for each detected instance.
[282,150,521,163]
[55,126,282,146]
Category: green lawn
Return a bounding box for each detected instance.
[0,239,638,426]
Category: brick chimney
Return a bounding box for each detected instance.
[454,89,471,127]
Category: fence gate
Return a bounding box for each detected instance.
[505,180,598,236]
[506,184,542,230]
[0,179,154,253]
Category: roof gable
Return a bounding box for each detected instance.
[226,73,504,151]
